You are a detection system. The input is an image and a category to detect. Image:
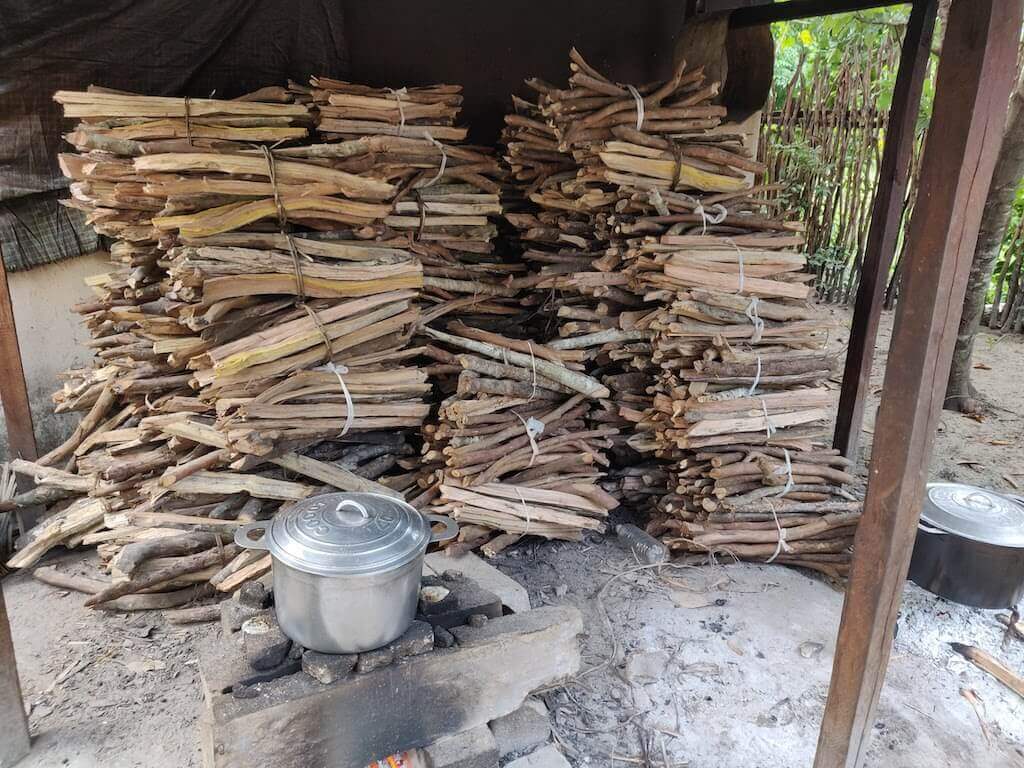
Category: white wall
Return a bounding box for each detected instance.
[0,252,109,459]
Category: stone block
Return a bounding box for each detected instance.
[488,700,550,757]
[424,552,530,614]
[241,615,291,671]
[357,646,394,674]
[302,651,357,685]
[504,745,570,768]
[200,606,582,768]
[220,600,268,635]
[237,581,270,609]
[391,620,434,659]
[421,724,498,768]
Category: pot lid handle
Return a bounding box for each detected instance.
[235,521,270,550]
[426,514,459,544]
[333,498,371,526]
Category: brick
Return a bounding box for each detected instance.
[241,615,292,671]
[356,646,395,674]
[302,651,357,685]
[220,600,268,635]
[421,724,498,768]
[504,745,570,768]
[390,620,434,659]
[488,700,550,757]
[200,606,582,768]
[237,581,270,609]
[434,627,456,649]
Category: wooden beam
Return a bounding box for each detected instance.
[814,1,1024,767]
[0,249,38,461]
[833,0,937,460]
[696,0,907,27]
[0,582,30,765]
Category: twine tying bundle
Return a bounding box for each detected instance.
[422,131,448,187]
[515,487,533,536]
[625,84,645,131]
[387,87,408,135]
[747,355,762,396]
[260,147,355,434]
[745,296,765,343]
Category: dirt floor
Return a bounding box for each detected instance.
[5,306,1024,768]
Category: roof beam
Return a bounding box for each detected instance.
[693,0,909,27]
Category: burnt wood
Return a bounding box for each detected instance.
[833,0,937,460]
[814,1,1024,767]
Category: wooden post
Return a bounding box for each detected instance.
[0,583,30,765]
[0,248,38,462]
[833,0,937,460]
[814,2,1023,767]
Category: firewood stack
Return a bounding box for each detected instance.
[631,236,859,577]
[500,50,858,575]
[4,84,479,607]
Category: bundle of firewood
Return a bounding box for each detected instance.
[416,319,618,553]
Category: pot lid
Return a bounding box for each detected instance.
[921,483,1024,547]
[267,492,430,576]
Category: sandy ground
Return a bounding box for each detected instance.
[5,306,1024,768]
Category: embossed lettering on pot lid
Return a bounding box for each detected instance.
[267,492,430,576]
[922,483,1024,548]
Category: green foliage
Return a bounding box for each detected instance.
[771,9,933,123]
[807,244,850,272]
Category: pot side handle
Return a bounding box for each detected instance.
[917,522,948,536]
[426,514,459,544]
[234,521,270,550]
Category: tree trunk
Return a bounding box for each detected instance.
[944,60,1024,413]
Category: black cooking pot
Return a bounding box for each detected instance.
[908,484,1024,609]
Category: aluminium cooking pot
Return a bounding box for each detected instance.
[908,483,1024,609]
[234,492,457,654]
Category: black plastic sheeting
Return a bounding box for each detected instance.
[0,0,684,270]
[1,0,349,202]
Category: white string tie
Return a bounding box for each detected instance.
[678,193,727,235]
[526,341,538,401]
[745,296,765,343]
[747,355,762,396]
[515,487,533,535]
[318,362,354,437]
[625,84,645,130]
[387,87,408,135]
[422,131,448,188]
[721,237,746,293]
[775,447,795,498]
[694,202,727,235]
[765,504,793,563]
[514,412,546,466]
